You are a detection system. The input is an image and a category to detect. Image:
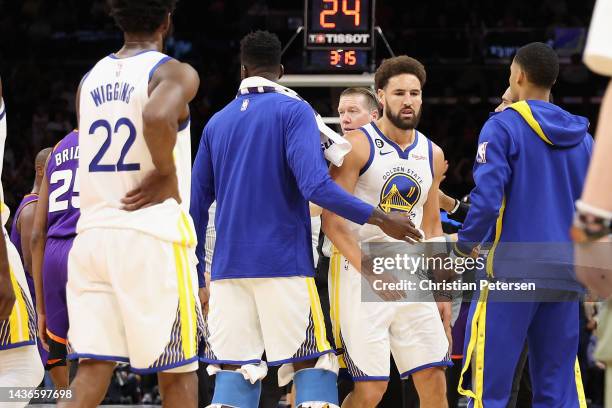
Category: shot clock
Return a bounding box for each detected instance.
[304,0,375,71]
[305,0,375,49]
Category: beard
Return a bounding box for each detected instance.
[385,105,422,130]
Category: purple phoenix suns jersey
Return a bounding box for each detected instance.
[10,193,39,269]
[47,130,80,238]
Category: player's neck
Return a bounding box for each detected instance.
[116,33,163,57]
[245,71,279,83]
[376,118,415,148]
[519,87,551,103]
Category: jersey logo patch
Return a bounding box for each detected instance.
[476,142,488,163]
[411,154,427,160]
[380,150,394,156]
[379,173,421,214]
[240,99,250,111]
[375,139,384,148]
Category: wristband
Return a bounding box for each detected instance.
[449,198,461,215]
[572,200,612,242]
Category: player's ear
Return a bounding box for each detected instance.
[377,89,385,109]
[278,64,284,80]
[160,12,171,35]
[371,109,379,120]
[516,68,526,87]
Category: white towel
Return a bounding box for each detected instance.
[238,76,352,166]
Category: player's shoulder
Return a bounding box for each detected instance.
[341,128,372,166]
[479,111,517,140]
[151,57,199,85]
[345,128,371,148]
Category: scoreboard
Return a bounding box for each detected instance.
[304,0,375,71]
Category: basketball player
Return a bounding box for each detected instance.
[30,130,79,388]
[0,76,44,405]
[10,147,52,367]
[191,31,422,408]
[322,56,451,408]
[455,43,592,407]
[60,1,202,406]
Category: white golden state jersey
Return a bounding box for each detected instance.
[349,122,433,243]
[78,50,193,245]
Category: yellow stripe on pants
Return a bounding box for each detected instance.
[575,357,587,408]
[329,248,346,367]
[457,288,489,408]
[306,277,331,352]
[9,267,28,343]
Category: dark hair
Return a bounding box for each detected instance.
[374,56,426,90]
[108,0,176,34]
[514,42,559,89]
[340,87,380,112]
[240,31,282,69]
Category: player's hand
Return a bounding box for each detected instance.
[37,313,50,351]
[121,169,181,211]
[198,287,209,318]
[370,209,422,243]
[0,274,16,321]
[436,301,453,353]
[363,271,406,302]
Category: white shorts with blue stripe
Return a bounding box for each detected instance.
[329,249,451,381]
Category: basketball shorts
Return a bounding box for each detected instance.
[329,251,451,381]
[66,228,204,373]
[201,276,334,377]
[0,236,37,351]
[42,237,73,367]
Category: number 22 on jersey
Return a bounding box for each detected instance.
[89,117,140,172]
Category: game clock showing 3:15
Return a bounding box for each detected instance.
[304,0,375,71]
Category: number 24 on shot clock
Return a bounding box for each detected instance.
[304,0,375,50]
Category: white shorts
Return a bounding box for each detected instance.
[202,276,333,367]
[66,228,204,373]
[0,235,37,351]
[329,251,451,381]
[0,345,44,406]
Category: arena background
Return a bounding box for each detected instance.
[0,0,607,406]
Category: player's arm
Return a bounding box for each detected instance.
[286,102,422,241]
[321,130,369,271]
[122,60,200,210]
[0,75,15,320]
[455,119,515,256]
[421,143,445,240]
[579,81,612,212]
[31,159,50,348]
[0,208,15,320]
[31,160,50,315]
[143,60,199,175]
[190,125,215,288]
[17,202,37,277]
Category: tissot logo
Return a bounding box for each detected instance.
[308,33,371,45]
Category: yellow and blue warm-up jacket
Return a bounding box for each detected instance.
[455,100,593,289]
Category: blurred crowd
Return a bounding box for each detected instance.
[0,0,608,206]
